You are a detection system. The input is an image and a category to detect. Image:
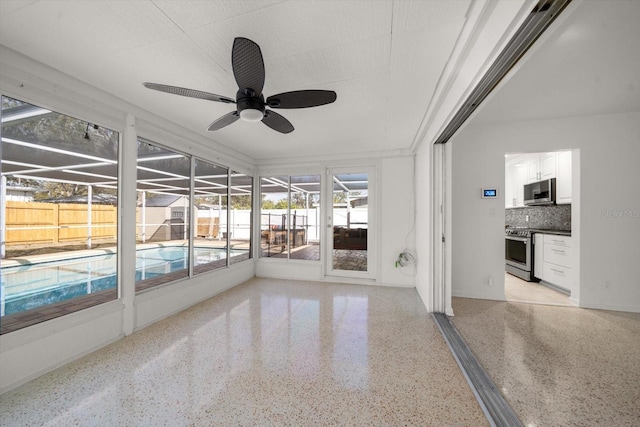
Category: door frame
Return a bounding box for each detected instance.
[432,142,452,314]
[324,166,377,280]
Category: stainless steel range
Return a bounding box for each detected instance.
[505,227,536,281]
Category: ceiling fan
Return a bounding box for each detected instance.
[143,37,337,134]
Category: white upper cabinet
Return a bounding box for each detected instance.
[556,150,572,204]
[505,158,527,208]
[527,157,541,183]
[540,153,557,180]
[527,152,556,183]
[505,151,571,208]
[505,165,514,208]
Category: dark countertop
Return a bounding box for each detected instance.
[530,229,571,236]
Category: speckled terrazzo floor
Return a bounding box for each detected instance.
[0,279,488,426]
[451,297,640,426]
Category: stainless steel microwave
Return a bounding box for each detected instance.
[524,178,556,206]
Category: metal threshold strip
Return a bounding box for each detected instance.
[433,313,523,427]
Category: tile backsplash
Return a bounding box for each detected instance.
[506,204,571,230]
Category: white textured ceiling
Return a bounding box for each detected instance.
[0,0,474,162]
[3,1,636,162]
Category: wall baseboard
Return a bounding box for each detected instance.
[578,300,640,314]
[452,289,507,302]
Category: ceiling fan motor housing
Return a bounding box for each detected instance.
[236,89,265,120]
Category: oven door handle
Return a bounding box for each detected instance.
[506,235,529,243]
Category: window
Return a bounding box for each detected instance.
[135,144,253,285]
[260,175,320,260]
[0,96,254,333]
[193,159,228,274]
[290,175,320,260]
[229,172,253,264]
[261,176,289,258]
[1,96,119,334]
[135,141,190,291]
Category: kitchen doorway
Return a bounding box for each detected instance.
[504,150,578,306]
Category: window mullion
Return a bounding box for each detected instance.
[121,114,137,335]
[287,176,291,259]
[226,169,231,266]
[189,156,195,277]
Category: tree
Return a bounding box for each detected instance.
[290,192,306,209]
[35,182,87,200]
[333,191,362,204]
[230,194,252,209]
[261,199,276,209]
[4,175,40,188]
[274,199,288,209]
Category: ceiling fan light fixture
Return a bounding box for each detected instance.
[240,108,263,122]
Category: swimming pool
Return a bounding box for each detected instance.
[1,246,246,316]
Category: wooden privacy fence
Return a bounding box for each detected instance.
[4,201,117,246]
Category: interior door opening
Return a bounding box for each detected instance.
[504,150,577,306]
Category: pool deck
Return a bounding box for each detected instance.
[1,289,118,335]
[1,247,119,268]
[1,239,250,268]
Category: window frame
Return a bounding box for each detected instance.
[0,95,122,334]
[259,173,321,262]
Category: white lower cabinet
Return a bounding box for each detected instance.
[544,241,572,266]
[542,262,572,290]
[540,234,573,293]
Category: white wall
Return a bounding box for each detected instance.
[379,156,415,287]
[0,302,123,394]
[414,142,432,307]
[450,112,640,313]
[134,265,255,331]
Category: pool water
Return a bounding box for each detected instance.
[1,246,246,316]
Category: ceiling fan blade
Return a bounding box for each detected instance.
[143,82,235,104]
[207,111,240,131]
[232,37,265,95]
[262,110,294,134]
[266,90,337,109]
